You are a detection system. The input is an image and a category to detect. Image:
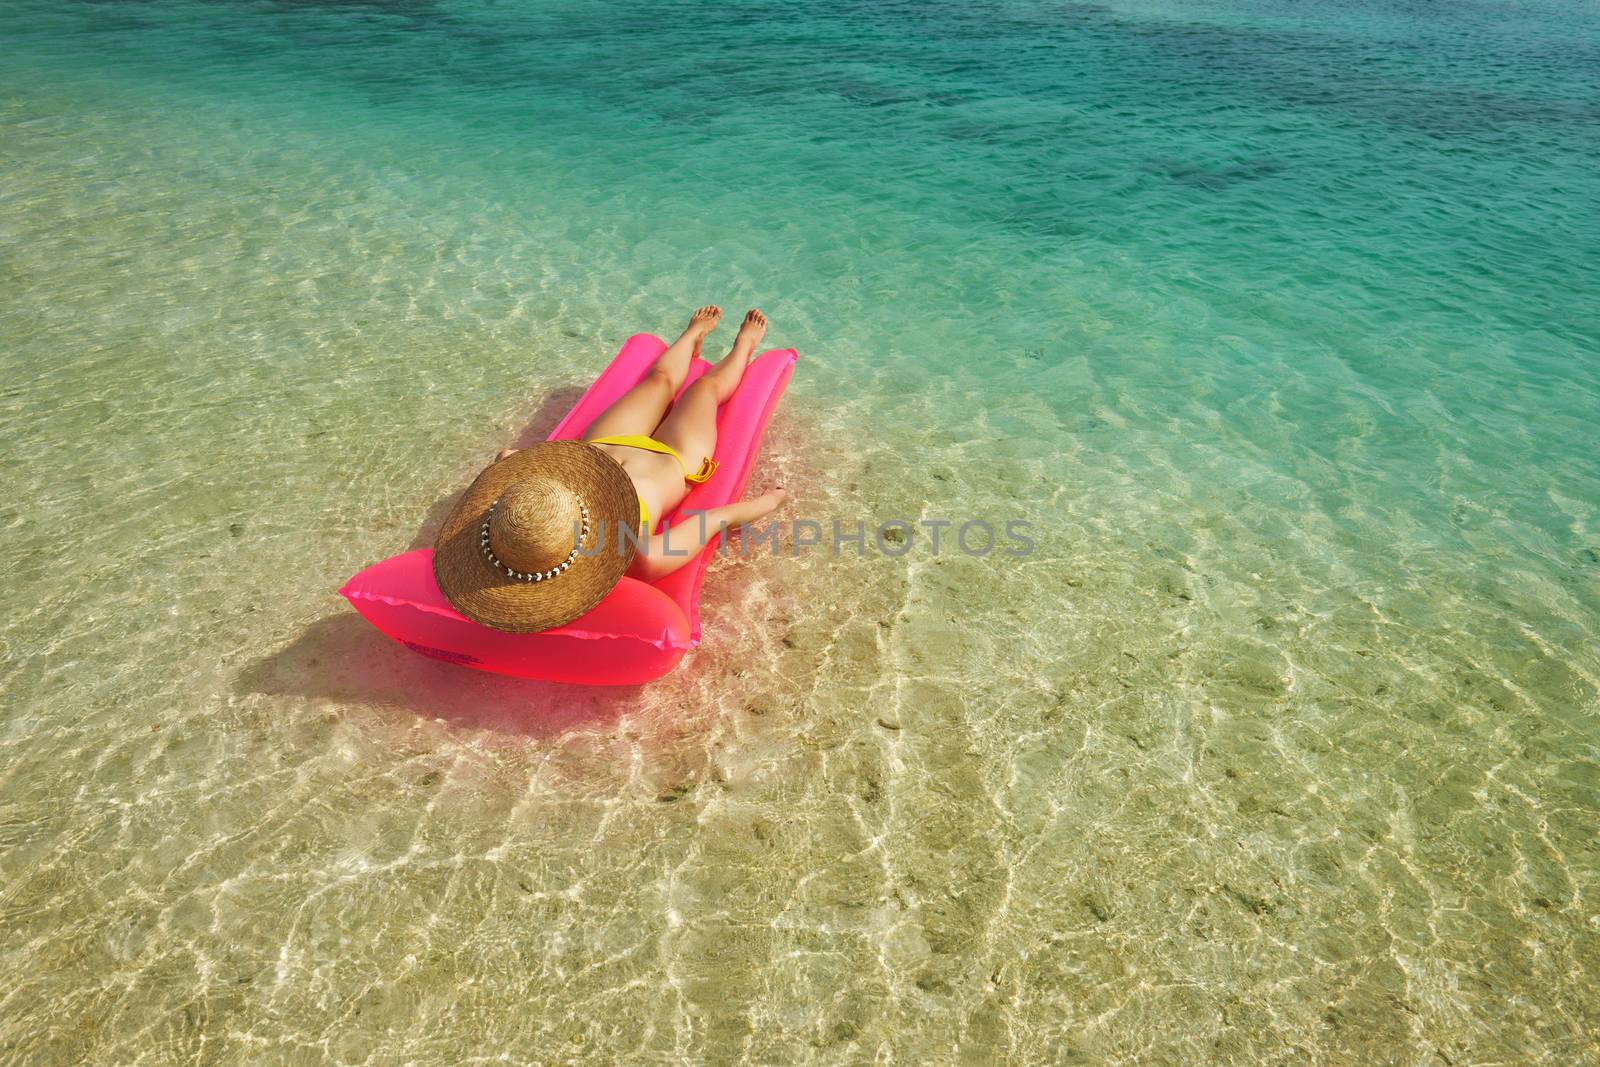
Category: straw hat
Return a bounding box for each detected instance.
[433,442,639,632]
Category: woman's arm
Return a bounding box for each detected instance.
[629,491,786,582]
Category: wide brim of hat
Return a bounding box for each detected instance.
[433,441,639,633]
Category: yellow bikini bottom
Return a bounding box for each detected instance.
[589,434,718,530]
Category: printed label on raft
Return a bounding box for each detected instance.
[401,641,482,667]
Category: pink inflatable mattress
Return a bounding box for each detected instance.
[340,333,796,684]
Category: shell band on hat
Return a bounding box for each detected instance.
[478,498,589,582]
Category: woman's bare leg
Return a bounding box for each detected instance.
[580,305,722,441]
[652,309,766,465]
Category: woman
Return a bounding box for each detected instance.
[431,307,787,633]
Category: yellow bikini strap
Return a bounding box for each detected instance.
[589,434,718,484]
[686,456,718,484]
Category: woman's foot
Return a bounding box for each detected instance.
[682,305,722,359]
[702,309,768,400]
[494,447,520,462]
[729,308,766,362]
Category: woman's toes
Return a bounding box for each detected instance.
[733,309,767,349]
[689,305,722,336]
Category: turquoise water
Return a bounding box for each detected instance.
[3,0,1599,1061]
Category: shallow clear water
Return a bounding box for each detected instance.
[2,0,1598,1061]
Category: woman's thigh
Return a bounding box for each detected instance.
[582,372,674,441]
[651,378,719,468]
